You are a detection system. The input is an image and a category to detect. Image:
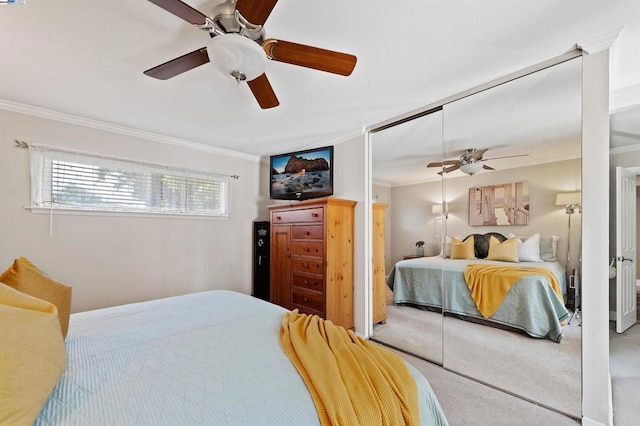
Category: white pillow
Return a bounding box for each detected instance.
[539,235,560,261]
[508,232,541,262]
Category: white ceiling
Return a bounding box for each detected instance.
[372,55,584,185]
[1,0,639,164]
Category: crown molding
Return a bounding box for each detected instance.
[577,27,623,54]
[372,180,392,188]
[308,127,365,149]
[610,144,640,156]
[0,99,261,162]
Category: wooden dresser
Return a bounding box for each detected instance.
[268,197,356,329]
[372,203,388,325]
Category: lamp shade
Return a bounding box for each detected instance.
[207,34,267,82]
[460,163,483,175]
[555,192,581,206]
[432,203,448,215]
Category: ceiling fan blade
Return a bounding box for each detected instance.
[263,38,357,76]
[483,165,496,171]
[236,0,278,26]
[144,48,209,80]
[247,74,279,109]
[441,164,460,175]
[470,148,488,160]
[147,0,207,25]
[427,160,458,168]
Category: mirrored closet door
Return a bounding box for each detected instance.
[441,57,583,418]
[370,108,445,365]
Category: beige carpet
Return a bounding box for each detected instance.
[392,348,580,426]
[610,321,640,426]
[373,303,443,363]
[373,292,581,418]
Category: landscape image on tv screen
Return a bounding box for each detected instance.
[270,146,333,200]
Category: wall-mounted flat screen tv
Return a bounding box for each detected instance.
[270,145,334,201]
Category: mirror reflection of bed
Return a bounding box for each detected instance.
[370,56,582,419]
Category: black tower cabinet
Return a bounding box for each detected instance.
[252,221,270,301]
[566,267,581,312]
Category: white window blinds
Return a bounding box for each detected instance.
[29,145,230,217]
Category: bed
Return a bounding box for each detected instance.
[34,290,448,425]
[387,233,570,342]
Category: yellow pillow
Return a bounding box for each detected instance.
[0,283,66,425]
[451,237,476,259]
[486,236,519,262]
[0,257,72,337]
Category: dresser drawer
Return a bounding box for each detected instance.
[291,241,323,257]
[292,258,323,274]
[292,225,323,240]
[292,288,324,313]
[292,273,324,293]
[272,207,323,224]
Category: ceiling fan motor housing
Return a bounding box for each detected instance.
[210,0,265,43]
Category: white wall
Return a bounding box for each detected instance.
[387,159,582,269]
[0,110,265,313]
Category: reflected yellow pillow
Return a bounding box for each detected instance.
[0,283,66,425]
[486,236,519,262]
[451,237,476,259]
[0,257,72,337]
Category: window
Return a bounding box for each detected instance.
[29,145,230,217]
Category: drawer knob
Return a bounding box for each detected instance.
[303,247,309,252]
[312,213,318,217]
[303,263,309,268]
[304,280,309,285]
[276,216,281,220]
[303,297,309,302]
[305,231,310,235]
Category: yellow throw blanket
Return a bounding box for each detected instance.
[280,310,419,426]
[464,264,564,318]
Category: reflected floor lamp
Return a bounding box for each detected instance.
[432,204,448,256]
[555,192,582,324]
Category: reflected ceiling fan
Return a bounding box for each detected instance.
[426,148,528,175]
[144,0,357,109]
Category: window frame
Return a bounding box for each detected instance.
[28,144,232,219]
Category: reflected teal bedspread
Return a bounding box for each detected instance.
[387,257,569,342]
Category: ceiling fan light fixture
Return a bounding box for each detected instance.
[207,34,266,83]
[460,162,483,175]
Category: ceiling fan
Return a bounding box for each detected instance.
[144,0,357,109]
[426,148,528,175]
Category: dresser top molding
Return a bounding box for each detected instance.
[267,197,357,210]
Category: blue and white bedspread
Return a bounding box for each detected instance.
[387,257,570,342]
[36,290,448,425]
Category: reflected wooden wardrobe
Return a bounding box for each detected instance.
[372,203,388,324]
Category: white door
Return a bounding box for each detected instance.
[616,166,637,333]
